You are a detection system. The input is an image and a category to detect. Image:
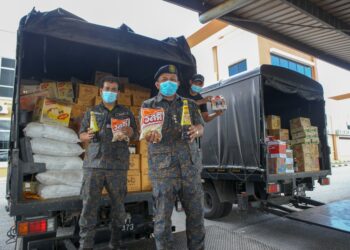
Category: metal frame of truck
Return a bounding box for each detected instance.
[199,65,331,219]
[6,8,196,249]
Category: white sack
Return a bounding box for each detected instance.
[31,138,84,157]
[36,170,83,187]
[24,122,80,144]
[33,154,83,170]
[37,184,81,199]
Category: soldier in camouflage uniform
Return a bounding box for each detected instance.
[79,76,138,250]
[141,65,205,250]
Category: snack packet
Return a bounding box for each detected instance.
[211,95,227,111]
[139,108,165,141]
[111,118,130,142]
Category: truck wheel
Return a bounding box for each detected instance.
[203,184,225,219]
[221,202,232,217]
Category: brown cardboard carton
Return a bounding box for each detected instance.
[291,137,319,146]
[78,83,99,100]
[295,155,319,172]
[129,154,140,171]
[33,97,72,127]
[266,115,281,130]
[291,126,318,139]
[77,98,95,107]
[71,103,88,119]
[293,144,319,158]
[40,82,58,98]
[95,96,102,105]
[57,82,74,102]
[94,71,113,85]
[137,140,148,155]
[127,170,141,192]
[132,92,148,106]
[290,117,311,132]
[118,93,132,106]
[268,129,289,141]
[268,158,286,174]
[20,91,50,111]
[141,154,149,173]
[130,106,140,117]
[141,173,152,191]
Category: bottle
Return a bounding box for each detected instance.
[181,100,192,141]
[90,111,99,142]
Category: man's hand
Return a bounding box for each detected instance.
[204,96,212,103]
[145,131,162,144]
[188,124,204,142]
[121,127,134,138]
[215,110,224,116]
[80,128,94,143]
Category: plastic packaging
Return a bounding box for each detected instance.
[36,170,83,187]
[31,138,84,157]
[37,184,81,199]
[33,154,83,170]
[24,122,80,143]
[111,118,130,142]
[139,108,164,141]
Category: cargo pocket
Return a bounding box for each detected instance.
[87,143,100,161]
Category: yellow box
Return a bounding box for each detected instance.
[127,171,141,192]
[70,103,88,119]
[33,97,72,127]
[78,83,99,100]
[40,82,57,98]
[129,154,140,171]
[290,117,311,132]
[141,154,149,173]
[137,140,148,155]
[57,82,74,102]
[141,174,152,191]
[266,115,281,130]
[118,93,132,106]
[77,98,95,107]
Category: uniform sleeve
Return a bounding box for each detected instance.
[128,109,139,141]
[79,109,90,134]
[200,103,208,113]
[189,100,204,126]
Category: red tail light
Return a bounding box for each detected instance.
[319,177,330,185]
[17,218,55,236]
[29,219,47,234]
[267,183,281,194]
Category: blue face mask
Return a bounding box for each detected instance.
[191,85,202,93]
[102,91,117,103]
[159,81,178,96]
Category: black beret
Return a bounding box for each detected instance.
[191,74,204,83]
[154,64,178,80]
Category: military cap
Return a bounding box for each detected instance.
[191,74,204,83]
[154,64,178,80]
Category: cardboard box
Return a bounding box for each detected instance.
[295,155,319,172]
[132,93,147,106]
[286,149,293,159]
[129,154,140,171]
[141,173,152,191]
[268,158,286,174]
[130,106,140,117]
[95,96,102,105]
[20,84,41,95]
[285,164,294,173]
[78,83,99,101]
[57,82,74,101]
[291,126,318,139]
[268,129,289,141]
[20,91,50,111]
[118,93,132,106]
[94,71,113,85]
[290,117,311,131]
[291,137,319,146]
[266,115,281,130]
[23,181,38,193]
[33,97,72,127]
[77,98,95,107]
[141,154,149,173]
[137,140,148,155]
[127,170,141,192]
[71,103,88,119]
[293,144,319,158]
[40,82,58,98]
[267,141,286,154]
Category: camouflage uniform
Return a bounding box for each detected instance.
[142,94,205,250]
[79,103,138,249]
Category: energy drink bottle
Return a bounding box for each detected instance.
[181,100,192,141]
[90,111,99,142]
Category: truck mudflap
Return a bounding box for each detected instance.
[286,199,350,233]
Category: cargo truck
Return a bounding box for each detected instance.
[6,8,196,249]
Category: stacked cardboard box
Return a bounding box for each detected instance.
[267,140,287,174]
[266,115,290,141]
[290,117,320,172]
[128,154,142,192]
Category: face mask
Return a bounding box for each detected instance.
[191,85,202,93]
[159,81,178,96]
[102,91,117,103]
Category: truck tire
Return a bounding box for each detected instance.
[203,184,226,219]
[221,202,232,217]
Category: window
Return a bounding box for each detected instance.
[0,131,10,161]
[0,57,15,99]
[228,60,247,76]
[271,54,312,78]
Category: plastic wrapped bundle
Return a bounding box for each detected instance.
[33,154,83,170]
[31,138,84,157]
[36,170,83,187]
[37,184,81,199]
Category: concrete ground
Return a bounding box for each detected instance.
[1,166,349,249]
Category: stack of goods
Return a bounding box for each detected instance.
[290,117,320,172]
[266,115,294,174]
[23,122,84,199]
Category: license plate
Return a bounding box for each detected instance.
[122,214,134,232]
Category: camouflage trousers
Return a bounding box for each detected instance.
[79,168,127,249]
[151,164,205,249]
